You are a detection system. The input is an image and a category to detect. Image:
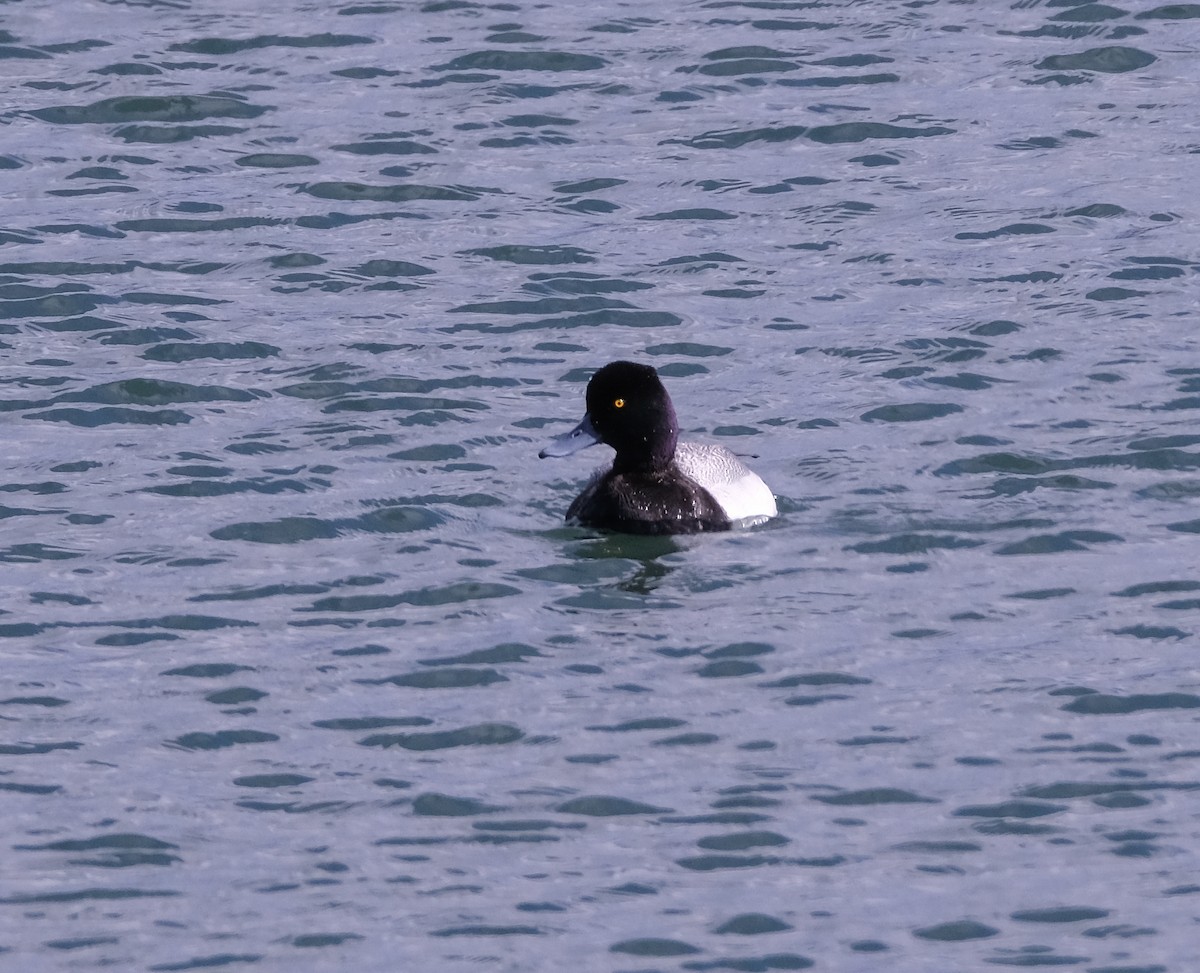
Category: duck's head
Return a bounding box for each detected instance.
[539,360,679,473]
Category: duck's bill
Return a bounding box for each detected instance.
[539,414,601,458]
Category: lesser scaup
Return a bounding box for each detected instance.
[539,360,777,535]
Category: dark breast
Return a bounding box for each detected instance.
[566,465,731,535]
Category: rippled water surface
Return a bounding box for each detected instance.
[4,1,1200,970]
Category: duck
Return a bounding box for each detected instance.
[539,360,777,535]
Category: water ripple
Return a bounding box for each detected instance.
[4,1,1199,969]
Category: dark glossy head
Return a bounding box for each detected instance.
[539,361,679,473]
[586,361,679,471]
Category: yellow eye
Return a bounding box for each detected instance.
[613,398,625,409]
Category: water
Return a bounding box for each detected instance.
[3,1,1200,970]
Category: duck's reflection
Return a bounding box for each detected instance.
[572,533,681,594]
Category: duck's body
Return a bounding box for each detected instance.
[539,361,777,535]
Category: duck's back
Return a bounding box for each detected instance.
[674,442,777,525]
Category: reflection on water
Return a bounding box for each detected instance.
[3,0,1200,970]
